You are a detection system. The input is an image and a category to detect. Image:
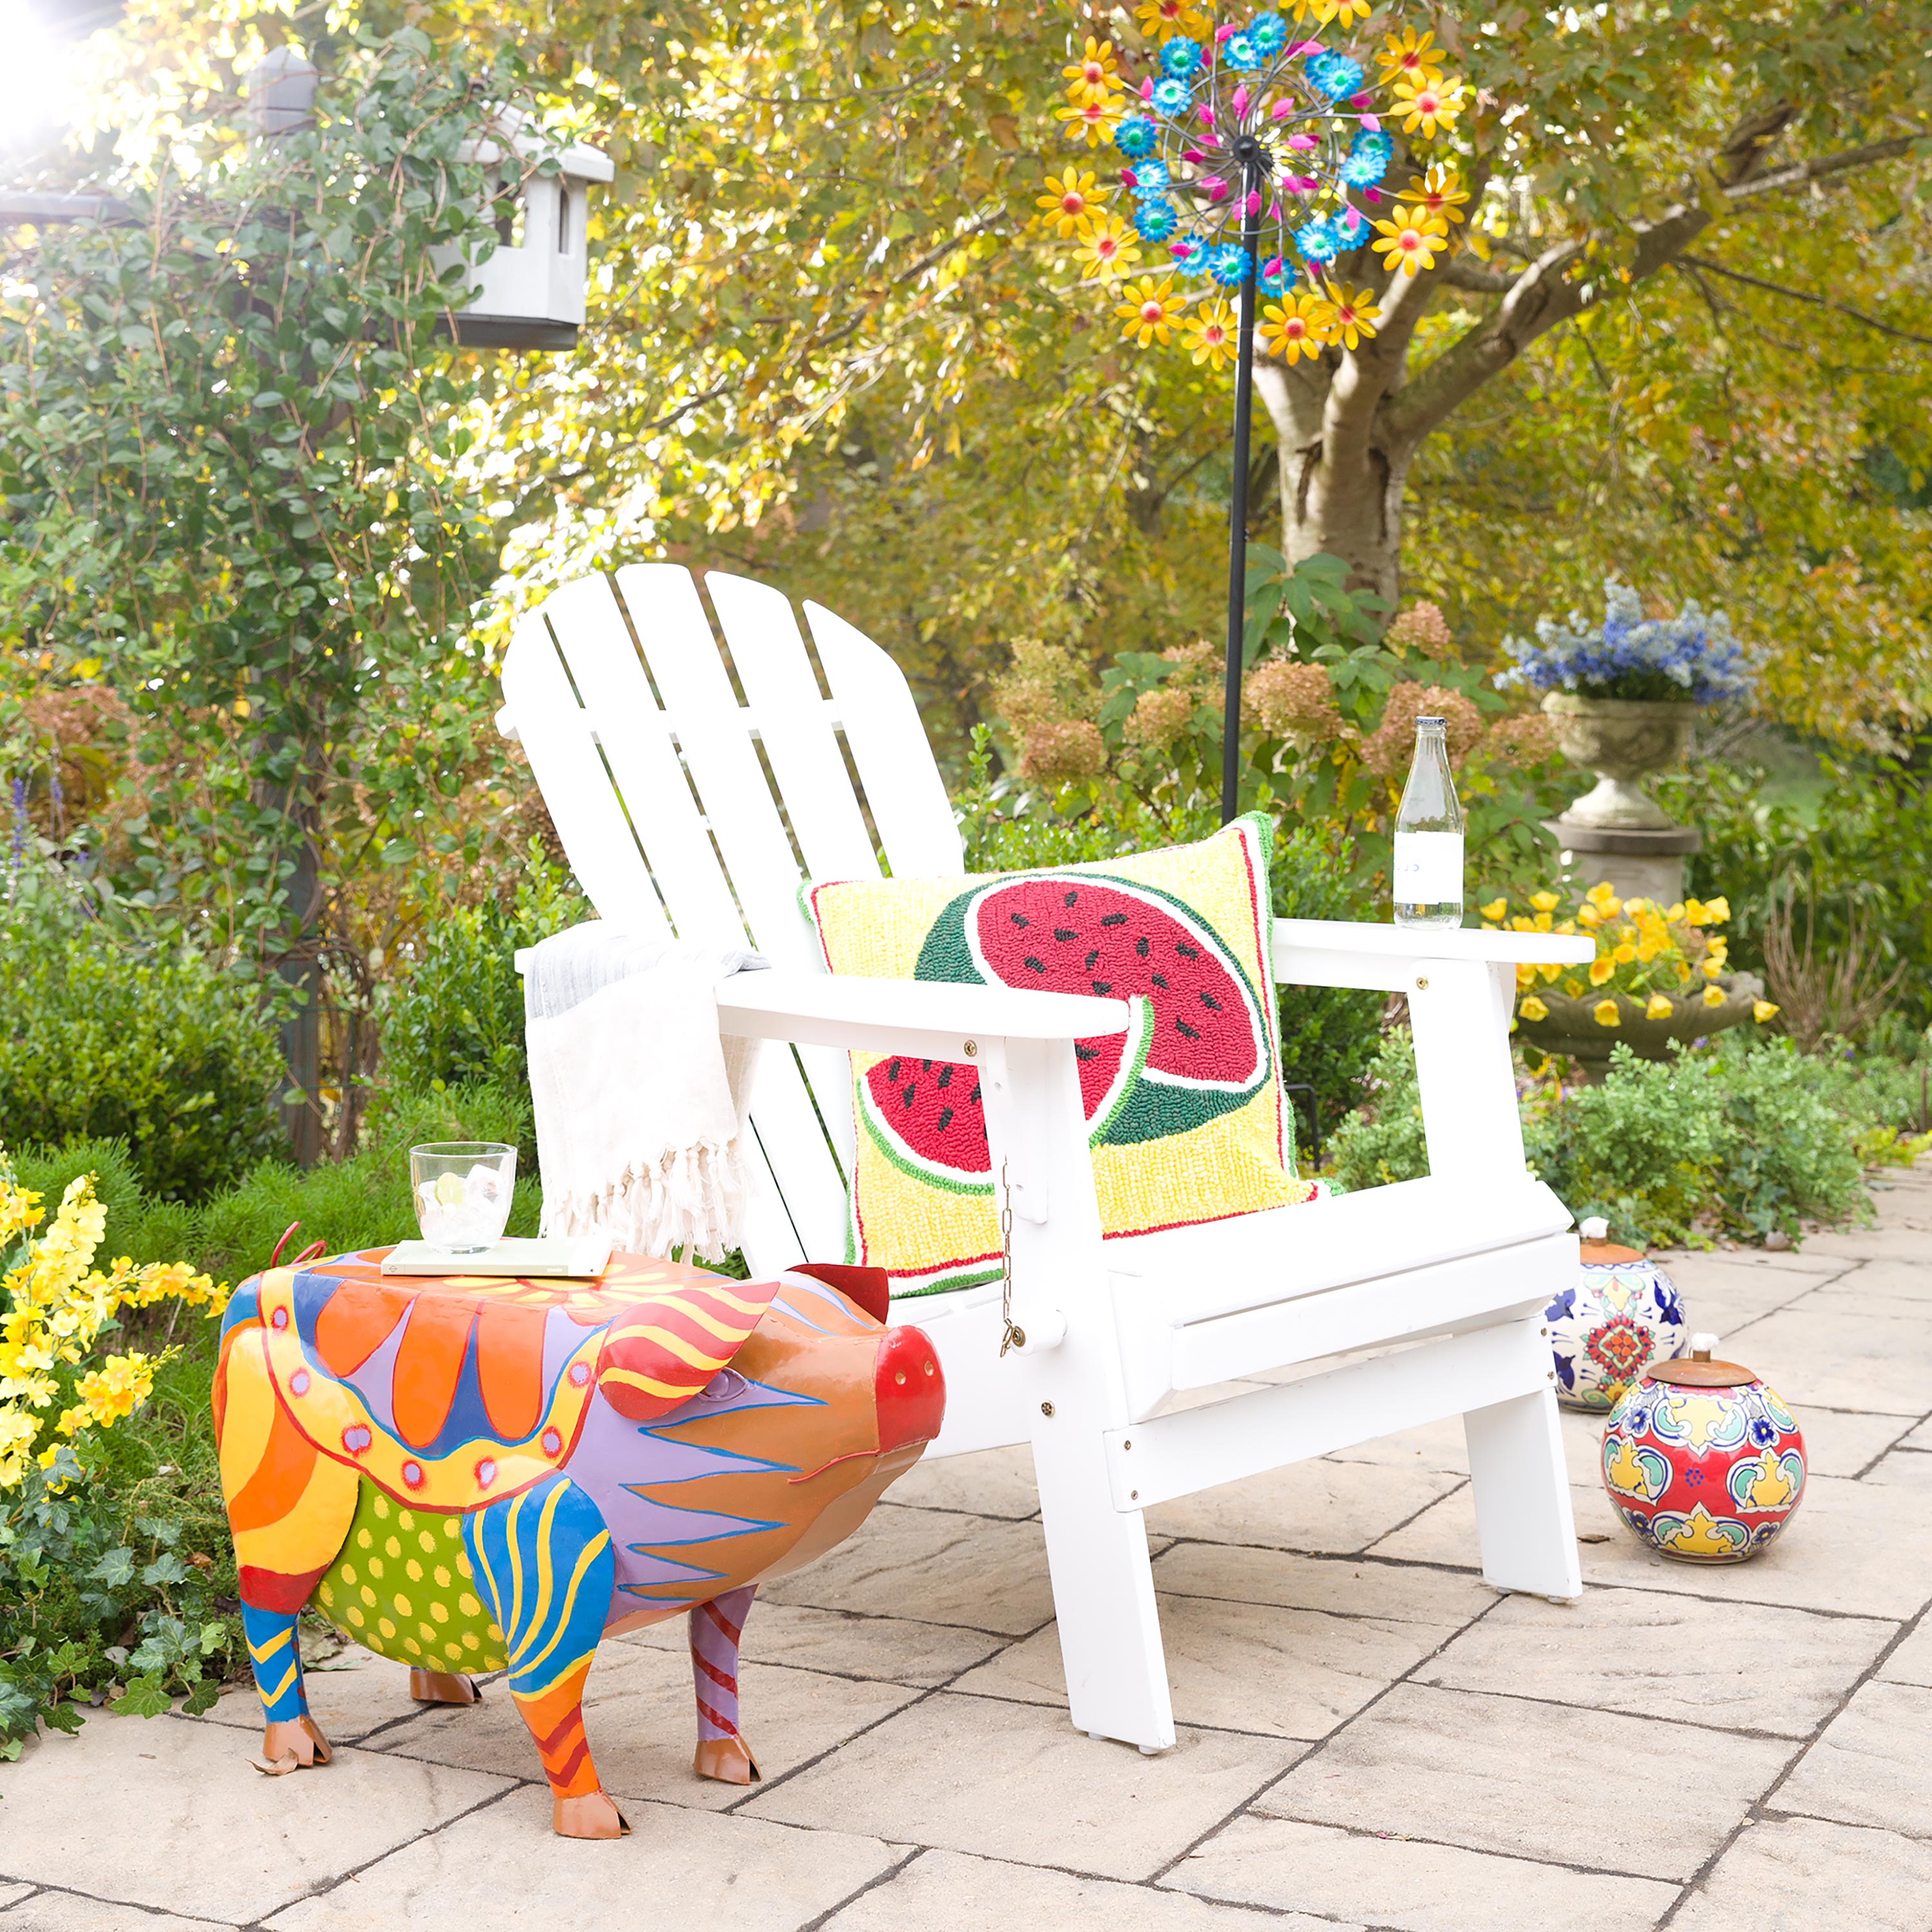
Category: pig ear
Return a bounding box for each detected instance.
[595,1274,783,1422]
[784,1262,891,1326]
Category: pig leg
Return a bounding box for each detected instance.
[690,1586,760,1784]
[461,1473,625,1839]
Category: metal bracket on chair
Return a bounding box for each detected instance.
[979,1039,1048,1224]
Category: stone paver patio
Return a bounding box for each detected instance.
[7,1173,1932,1930]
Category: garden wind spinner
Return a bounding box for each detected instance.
[1041,5,1468,820]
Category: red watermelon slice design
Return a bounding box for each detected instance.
[858,873,1271,1188]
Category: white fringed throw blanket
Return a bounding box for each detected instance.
[523,923,767,1263]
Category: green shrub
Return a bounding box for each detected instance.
[0,898,283,1201]
[379,849,585,1101]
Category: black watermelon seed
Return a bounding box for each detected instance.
[1135,935,1150,957]
[1064,889,1078,907]
[922,1057,933,1070]
[938,1105,954,1133]
[1024,955,1046,974]
[969,1083,982,1104]
[1092,980,1112,996]
[1075,1043,1098,1061]
[1055,927,1077,942]
[1200,992,1222,1011]
[1177,942,1199,960]
[1101,912,1127,927]
[1151,971,1169,990]
[1176,1018,1200,1040]
[1084,949,1099,970]
[887,1058,901,1082]
[937,1065,953,1090]
[902,1083,917,1106]
[1010,912,1029,926]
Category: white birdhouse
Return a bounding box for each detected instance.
[242,56,611,353]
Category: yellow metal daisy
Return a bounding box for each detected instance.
[1379,26,1446,86]
[1371,207,1449,276]
[1037,171,1110,240]
[1258,291,1336,363]
[1062,37,1122,106]
[1072,213,1142,282]
[1392,73,1465,138]
[1134,0,1209,40]
[1115,276,1187,347]
[1056,94,1124,147]
[1399,164,1470,228]
[1182,300,1239,369]
[1323,281,1382,349]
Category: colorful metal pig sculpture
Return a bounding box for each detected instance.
[213,1249,943,1837]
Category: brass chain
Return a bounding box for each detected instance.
[997,1157,1025,1356]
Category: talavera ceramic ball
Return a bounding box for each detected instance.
[1546,1217,1687,1410]
[1602,1335,1807,1563]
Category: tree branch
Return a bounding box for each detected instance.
[1678,253,1932,348]
[1721,135,1917,204]
[1436,258,1516,294]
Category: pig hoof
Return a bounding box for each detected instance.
[693,1734,761,1785]
[553,1790,629,1839]
[409,1669,482,1706]
[255,1716,332,1774]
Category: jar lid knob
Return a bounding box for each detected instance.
[1691,1332,1719,1362]
[1579,1216,1609,1240]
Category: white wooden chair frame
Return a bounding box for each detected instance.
[500,565,1596,1752]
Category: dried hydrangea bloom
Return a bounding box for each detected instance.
[1019,719,1108,786]
[991,639,1096,744]
[1359,679,1482,774]
[1384,600,1454,656]
[1481,712,1557,768]
[1244,658,1343,745]
[1128,685,1196,752]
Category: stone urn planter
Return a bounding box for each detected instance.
[1515,972,1766,1079]
[1542,693,1701,906]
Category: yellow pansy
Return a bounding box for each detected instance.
[1645,994,1674,1019]
[1519,996,1549,1022]
[1703,984,1727,1008]
[1588,957,1616,987]
[1754,1000,1781,1023]
[1593,999,1621,1028]
[1480,898,1508,922]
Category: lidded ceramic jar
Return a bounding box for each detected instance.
[1546,1217,1687,1410]
[1602,1334,1807,1563]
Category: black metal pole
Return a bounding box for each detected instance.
[1220,154,1264,826]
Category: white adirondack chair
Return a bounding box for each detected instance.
[498,565,1597,1754]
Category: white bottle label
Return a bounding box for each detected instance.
[1393,831,1464,904]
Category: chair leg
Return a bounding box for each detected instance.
[1463,1372,1582,1600]
[1031,1417,1176,1752]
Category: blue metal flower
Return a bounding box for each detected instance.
[1249,11,1289,56]
[1133,196,1180,243]
[1208,243,1252,285]
[1293,214,1336,261]
[1160,37,1204,79]
[1150,75,1192,115]
[1340,130,1393,187]
[1133,157,1173,193]
[1258,254,1290,296]
[1113,113,1158,160]
[1170,235,1211,275]
[1305,50,1365,99]
[1222,32,1262,70]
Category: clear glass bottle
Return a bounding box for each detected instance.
[1392,715,1465,927]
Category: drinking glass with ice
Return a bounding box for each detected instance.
[409,1142,516,1255]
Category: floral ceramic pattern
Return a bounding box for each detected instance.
[1546,1256,1687,1410]
[1602,1371,1806,1564]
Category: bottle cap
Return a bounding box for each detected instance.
[1415,716,1446,726]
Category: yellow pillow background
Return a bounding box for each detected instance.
[805,813,1314,1297]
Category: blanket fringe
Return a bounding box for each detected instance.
[545,1137,750,1265]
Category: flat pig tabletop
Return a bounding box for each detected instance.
[213,1248,944,1837]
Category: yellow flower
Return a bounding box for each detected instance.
[1398,162,1469,227]
[1519,996,1549,1023]
[1056,95,1124,147]
[1072,213,1142,282]
[1533,911,1554,932]
[1515,962,1537,989]
[1584,882,1621,914]
[1037,170,1109,240]
[1135,0,1209,39]
[1613,942,1638,965]
[1182,299,1238,369]
[1706,935,1729,962]
[1379,27,1446,86]
[1683,898,1708,925]
[1645,994,1674,1019]
[1577,904,1602,927]
[1480,898,1508,921]
[1703,896,1730,923]
[1562,978,1587,998]
[1115,276,1187,346]
[1539,961,1563,983]
[1259,292,1336,363]
[1665,903,1687,922]
[1588,956,1616,987]
[1299,0,1371,23]
[1529,891,1560,913]
[1622,896,1649,915]
[1593,998,1621,1028]
[1323,280,1382,349]
[1754,1000,1781,1023]
[1392,72,1465,137]
[1703,984,1727,1008]
[1062,37,1122,105]
[1700,957,1724,980]
[1370,208,1450,277]
[1634,942,1660,963]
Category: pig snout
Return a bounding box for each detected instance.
[874,1324,945,1452]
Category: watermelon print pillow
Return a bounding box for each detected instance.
[804,812,1315,1297]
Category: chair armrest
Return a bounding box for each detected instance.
[715,970,1130,1061]
[1273,918,1595,991]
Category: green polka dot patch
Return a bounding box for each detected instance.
[314,1481,507,1672]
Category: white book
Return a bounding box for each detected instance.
[379,1232,615,1280]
